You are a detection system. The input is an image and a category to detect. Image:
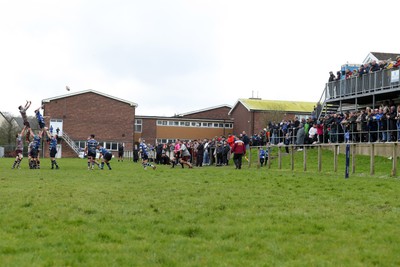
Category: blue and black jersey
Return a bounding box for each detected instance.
[98,147,109,155]
[33,135,41,150]
[99,147,112,161]
[87,139,98,154]
[259,149,268,159]
[49,137,58,150]
[139,142,148,157]
[36,112,45,129]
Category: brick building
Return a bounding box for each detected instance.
[41,90,314,158]
[229,98,315,135]
[136,105,234,144]
[42,90,137,158]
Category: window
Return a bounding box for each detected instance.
[75,141,86,149]
[156,138,176,144]
[104,142,119,151]
[156,119,232,128]
[135,119,142,132]
[225,123,233,128]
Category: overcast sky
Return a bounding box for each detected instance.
[1,0,400,117]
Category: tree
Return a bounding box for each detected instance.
[259,104,287,128]
[0,112,20,146]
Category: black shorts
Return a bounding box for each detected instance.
[142,154,149,160]
[87,151,96,158]
[181,155,190,162]
[104,152,112,161]
[30,149,39,158]
[50,147,57,158]
[118,151,123,157]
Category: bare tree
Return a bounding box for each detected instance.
[0,113,19,146]
[259,104,287,127]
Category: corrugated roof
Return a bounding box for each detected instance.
[234,98,315,113]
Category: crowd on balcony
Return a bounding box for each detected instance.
[329,56,400,82]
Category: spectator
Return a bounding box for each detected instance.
[308,123,318,144]
[335,71,341,80]
[118,144,124,162]
[393,56,400,68]
[328,71,335,82]
[195,140,204,167]
[296,123,305,151]
[370,60,380,72]
[222,141,231,165]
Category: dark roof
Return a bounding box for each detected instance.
[176,104,232,117]
[370,52,400,61]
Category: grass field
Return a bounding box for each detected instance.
[1,150,400,266]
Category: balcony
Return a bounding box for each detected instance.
[318,68,400,117]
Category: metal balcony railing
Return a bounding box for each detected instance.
[325,68,400,100]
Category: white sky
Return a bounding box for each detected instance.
[1,0,400,117]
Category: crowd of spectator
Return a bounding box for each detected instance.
[261,99,400,151]
[137,98,399,166]
[329,56,400,82]
[139,131,253,167]
[138,96,400,166]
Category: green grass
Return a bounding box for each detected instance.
[1,153,400,266]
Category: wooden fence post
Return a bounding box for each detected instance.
[370,143,375,176]
[291,145,294,171]
[267,145,272,169]
[333,145,338,173]
[318,145,322,172]
[391,143,397,177]
[248,147,251,168]
[278,146,282,169]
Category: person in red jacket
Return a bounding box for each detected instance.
[227,134,235,148]
[231,136,246,169]
[316,122,324,143]
[393,56,400,68]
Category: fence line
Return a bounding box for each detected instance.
[248,142,400,177]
